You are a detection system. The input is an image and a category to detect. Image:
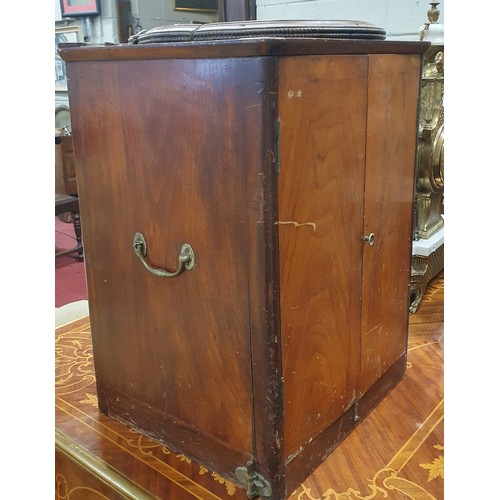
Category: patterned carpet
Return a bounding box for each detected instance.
[55,215,87,307]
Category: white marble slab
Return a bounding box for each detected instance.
[412,226,444,257]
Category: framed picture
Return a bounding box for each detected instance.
[174,0,218,13]
[60,0,100,17]
[55,25,83,91]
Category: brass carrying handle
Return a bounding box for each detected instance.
[133,232,195,277]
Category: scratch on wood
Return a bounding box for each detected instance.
[275,221,317,232]
[347,390,357,408]
[366,323,382,335]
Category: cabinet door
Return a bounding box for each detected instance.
[278,55,368,458]
[67,56,276,473]
[359,54,422,395]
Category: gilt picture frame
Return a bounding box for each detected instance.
[174,0,218,13]
[60,0,100,17]
[55,25,83,92]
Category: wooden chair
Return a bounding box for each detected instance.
[55,193,83,261]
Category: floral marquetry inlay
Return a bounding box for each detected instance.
[56,473,109,500]
[79,392,98,408]
[420,445,444,481]
[55,323,95,396]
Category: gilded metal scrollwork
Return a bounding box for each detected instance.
[410,2,444,313]
[415,47,444,239]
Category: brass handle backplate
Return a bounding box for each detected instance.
[133,232,195,278]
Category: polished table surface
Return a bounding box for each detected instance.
[55,273,444,499]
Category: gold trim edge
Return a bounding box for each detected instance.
[55,428,159,500]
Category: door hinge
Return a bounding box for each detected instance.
[235,461,272,499]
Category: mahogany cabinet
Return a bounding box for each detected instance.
[60,22,428,499]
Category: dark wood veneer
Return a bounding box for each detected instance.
[59,38,428,62]
[62,36,427,499]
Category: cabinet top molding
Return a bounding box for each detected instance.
[59,37,430,62]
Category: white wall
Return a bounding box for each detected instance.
[55,0,217,45]
[256,0,444,40]
[135,0,217,32]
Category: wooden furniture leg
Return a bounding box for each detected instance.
[55,193,84,261]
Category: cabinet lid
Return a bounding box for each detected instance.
[130,20,386,45]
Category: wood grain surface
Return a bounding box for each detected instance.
[359,54,422,396]
[277,54,423,476]
[67,56,278,473]
[278,55,368,458]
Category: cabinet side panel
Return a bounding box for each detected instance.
[278,55,367,459]
[359,54,422,395]
[66,57,272,473]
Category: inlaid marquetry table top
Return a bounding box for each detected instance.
[55,274,444,499]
